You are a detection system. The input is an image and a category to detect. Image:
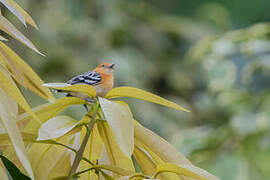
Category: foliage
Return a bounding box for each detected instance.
[0,1,220,180]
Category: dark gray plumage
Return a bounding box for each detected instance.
[66,71,101,85]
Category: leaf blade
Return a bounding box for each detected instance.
[106,87,189,112]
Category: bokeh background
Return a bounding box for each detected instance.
[3,0,270,179]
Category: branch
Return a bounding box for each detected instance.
[67,103,99,179]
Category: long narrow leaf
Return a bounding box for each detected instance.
[0,15,43,55]
[106,87,189,112]
[0,42,54,101]
[0,89,35,179]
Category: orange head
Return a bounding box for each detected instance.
[94,62,115,75]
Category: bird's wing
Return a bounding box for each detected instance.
[66,71,101,86]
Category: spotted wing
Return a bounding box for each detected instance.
[66,71,101,86]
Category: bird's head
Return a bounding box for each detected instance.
[94,62,115,75]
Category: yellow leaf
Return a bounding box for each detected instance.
[7,0,39,29]
[134,121,191,165]
[0,67,39,123]
[97,122,135,175]
[0,15,43,55]
[99,98,134,157]
[106,87,189,112]
[155,163,208,180]
[97,164,134,176]
[0,89,35,179]
[0,41,54,101]
[37,115,79,141]
[0,0,26,26]
[133,145,156,176]
[43,83,96,97]
[0,165,8,180]
[0,132,37,146]
[18,97,85,134]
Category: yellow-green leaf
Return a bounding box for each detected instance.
[134,121,191,165]
[155,163,207,180]
[0,67,39,123]
[0,41,54,101]
[0,89,35,179]
[43,83,96,97]
[0,132,37,146]
[106,87,189,112]
[0,15,43,55]
[0,35,7,41]
[99,98,134,157]
[0,0,26,26]
[97,164,135,176]
[7,0,38,29]
[19,97,86,134]
[37,115,79,141]
[97,122,135,174]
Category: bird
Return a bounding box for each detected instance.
[61,62,115,111]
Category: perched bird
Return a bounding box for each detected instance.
[63,62,115,110]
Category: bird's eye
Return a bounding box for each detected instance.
[102,65,105,68]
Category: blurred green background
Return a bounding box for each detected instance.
[4,0,270,179]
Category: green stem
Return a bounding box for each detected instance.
[71,167,95,178]
[67,103,99,179]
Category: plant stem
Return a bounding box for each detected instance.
[67,103,99,179]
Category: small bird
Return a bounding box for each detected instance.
[63,62,115,110]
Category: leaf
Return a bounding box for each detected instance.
[0,132,37,146]
[0,35,7,41]
[19,97,86,134]
[97,122,135,174]
[106,87,189,112]
[28,134,72,180]
[7,0,39,29]
[134,121,191,165]
[0,0,26,26]
[97,164,135,176]
[0,89,35,179]
[0,153,31,180]
[0,41,54,101]
[155,163,208,180]
[0,165,9,180]
[0,15,44,55]
[99,98,134,157]
[0,64,40,123]
[43,83,96,97]
[37,115,79,141]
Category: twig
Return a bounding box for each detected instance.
[67,103,99,179]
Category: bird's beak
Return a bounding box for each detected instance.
[109,63,115,69]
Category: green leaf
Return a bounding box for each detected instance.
[0,153,31,180]
[155,163,208,180]
[43,83,96,97]
[0,15,43,55]
[99,98,134,157]
[0,89,35,179]
[37,115,79,141]
[106,87,189,112]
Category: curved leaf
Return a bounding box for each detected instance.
[43,83,96,97]
[0,15,43,55]
[155,163,207,180]
[7,0,38,29]
[0,153,31,180]
[0,42,54,101]
[0,0,26,26]
[19,97,86,134]
[106,87,189,112]
[0,66,39,123]
[37,115,79,141]
[0,89,35,179]
[97,122,135,173]
[99,98,134,157]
